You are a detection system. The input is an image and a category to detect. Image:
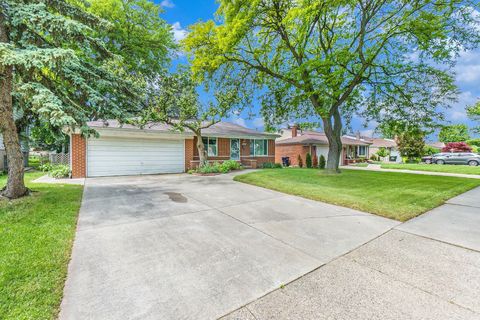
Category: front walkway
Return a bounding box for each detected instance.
[33,174,85,185]
[224,187,480,320]
[342,164,480,179]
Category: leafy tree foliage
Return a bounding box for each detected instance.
[137,69,243,166]
[466,138,480,147]
[376,147,390,158]
[467,100,480,133]
[438,124,470,143]
[0,0,166,198]
[184,0,479,173]
[30,121,68,152]
[423,145,440,156]
[85,0,175,75]
[442,142,472,152]
[396,128,426,161]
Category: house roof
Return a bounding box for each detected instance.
[366,138,397,148]
[86,120,279,139]
[276,131,371,146]
[427,141,445,149]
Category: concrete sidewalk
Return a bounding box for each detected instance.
[223,187,480,320]
[33,174,85,185]
[341,164,480,179]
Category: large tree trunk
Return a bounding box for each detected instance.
[0,14,27,199]
[322,108,343,174]
[195,132,208,167]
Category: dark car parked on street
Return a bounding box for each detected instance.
[433,153,480,166]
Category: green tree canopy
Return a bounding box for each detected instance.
[396,128,426,161]
[438,124,470,143]
[467,100,480,133]
[0,0,173,198]
[138,69,244,165]
[85,0,176,75]
[184,0,480,173]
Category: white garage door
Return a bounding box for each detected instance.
[87,136,185,177]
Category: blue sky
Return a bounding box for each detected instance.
[157,0,480,138]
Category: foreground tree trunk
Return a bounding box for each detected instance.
[0,15,27,199]
[322,109,343,173]
[195,132,208,167]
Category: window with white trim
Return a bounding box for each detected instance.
[358,145,367,156]
[250,139,268,156]
[202,137,218,156]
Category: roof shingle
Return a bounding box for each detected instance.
[86,120,278,139]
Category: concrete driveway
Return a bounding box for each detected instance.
[60,172,398,320]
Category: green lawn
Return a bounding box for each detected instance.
[234,168,480,221]
[0,172,83,319]
[381,163,480,175]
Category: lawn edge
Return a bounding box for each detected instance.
[233,170,480,222]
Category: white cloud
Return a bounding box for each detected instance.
[232,117,247,127]
[451,111,468,120]
[455,49,480,84]
[360,129,375,137]
[160,0,175,8]
[449,91,477,121]
[252,117,264,129]
[172,22,188,42]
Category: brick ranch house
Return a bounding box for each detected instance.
[275,127,372,166]
[69,120,278,178]
[366,137,402,163]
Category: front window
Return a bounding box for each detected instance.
[202,137,218,156]
[250,139,268,156]
[358,146,367,156]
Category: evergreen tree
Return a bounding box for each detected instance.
[305,153,312,168]
[0,0,173,198]
[319,155,326,169]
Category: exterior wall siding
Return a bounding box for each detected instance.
[275,144,312,166]
[240,139,276,167]
[188,137,276,169]
[184,139,194,171]
[71,134,86,178]
[72,134,276,173]
[192,137,231,160]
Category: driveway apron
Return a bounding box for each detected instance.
[60,173,398,320]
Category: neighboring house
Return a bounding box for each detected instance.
[69,120,278,178]
[0,133,29,171]
[275,126,371,166]
[366,138,402,163]
[427,141,445,150]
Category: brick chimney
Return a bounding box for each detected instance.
[356,131,361,140]
[292,125,298,138]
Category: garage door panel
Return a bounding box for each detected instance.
[87,137,185,177]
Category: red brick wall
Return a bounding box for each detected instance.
[192,137,231,161]
[185,139,194,171]
[71,134,86,178]
[240,139,276,166]
[275,144,317,166]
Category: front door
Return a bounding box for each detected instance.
[230,139,240,160]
